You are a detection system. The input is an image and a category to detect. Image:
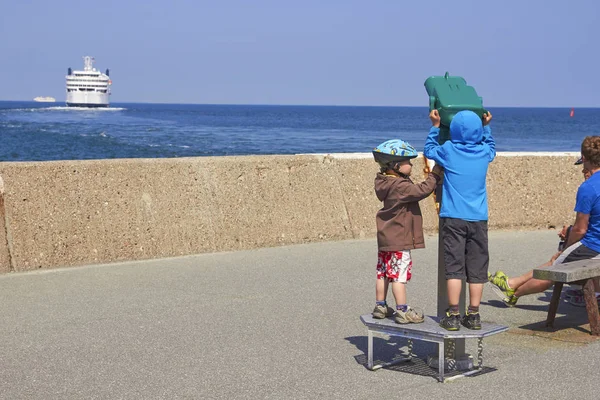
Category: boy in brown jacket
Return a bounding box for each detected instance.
[372,139,442,324]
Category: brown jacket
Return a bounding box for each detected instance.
[375,172,439,251]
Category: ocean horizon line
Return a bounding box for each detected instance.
[1,100,599,110]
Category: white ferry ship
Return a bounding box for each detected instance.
[65,56,111,107]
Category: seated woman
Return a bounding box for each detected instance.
[489,142,600,306]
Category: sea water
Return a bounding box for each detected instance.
[1,101,598,161]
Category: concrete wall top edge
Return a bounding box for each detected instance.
[304,152,581,159]
[0,151,581,167]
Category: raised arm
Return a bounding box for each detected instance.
[482,112,496,162]
[423,110,447,165]
[424,126,447,166]
[482,126,496,161]
[396,172,441,202]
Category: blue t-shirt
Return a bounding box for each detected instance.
[575,172,600,252]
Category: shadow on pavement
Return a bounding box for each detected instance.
[345,335,498,381]
[482,299,554,312]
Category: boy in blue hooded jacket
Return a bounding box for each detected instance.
[424,109,495,330]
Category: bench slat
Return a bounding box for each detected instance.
[533,258,600,282]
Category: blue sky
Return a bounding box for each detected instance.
[0,0,597,107]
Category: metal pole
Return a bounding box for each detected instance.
[436,190,466,358]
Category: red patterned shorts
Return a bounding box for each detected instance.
[376,250,413,283]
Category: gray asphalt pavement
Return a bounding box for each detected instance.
[1,230,599,399]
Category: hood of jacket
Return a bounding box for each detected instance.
[449,110,484,144]
[375,173,401,202]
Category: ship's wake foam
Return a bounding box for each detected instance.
[7,107,126,112]
[45,106,126,111]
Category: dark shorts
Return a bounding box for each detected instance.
[554,241,600,265]
[441,217,489,283]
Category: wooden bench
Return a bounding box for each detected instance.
[533,258,600,335]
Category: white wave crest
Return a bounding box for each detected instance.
[44,106,126,111]
[8,107,126,112]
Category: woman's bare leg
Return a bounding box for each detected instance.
[507,260,553,292]
[514,278,554,297]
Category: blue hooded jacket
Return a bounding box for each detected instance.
[423,110,496,221]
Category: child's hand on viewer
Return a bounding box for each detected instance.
[482,111,492,126]
[429,110,441,127]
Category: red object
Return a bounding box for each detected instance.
[570,108,575,117]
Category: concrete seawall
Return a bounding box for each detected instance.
[0,153,582,272]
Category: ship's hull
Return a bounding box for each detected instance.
[66,92,109,107]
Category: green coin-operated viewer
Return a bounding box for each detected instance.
[424,72,487,144]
